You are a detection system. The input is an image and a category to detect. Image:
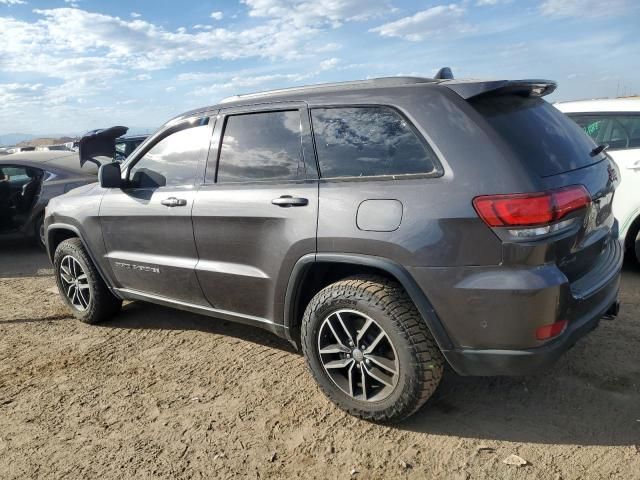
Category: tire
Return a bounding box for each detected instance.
[634,227,640,265]
[33,214,45,249]
[53,238,122,324]
[301,275,444,422]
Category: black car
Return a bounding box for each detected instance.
[45,72,622,422]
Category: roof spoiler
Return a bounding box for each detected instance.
[79,126,128,167]
[443,79,557,100]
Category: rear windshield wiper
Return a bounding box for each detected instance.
[590,144,609,157]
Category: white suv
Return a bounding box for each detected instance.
[556,98,640,262]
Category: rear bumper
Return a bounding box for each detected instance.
[408,237,623,376]
[442,281,620,376]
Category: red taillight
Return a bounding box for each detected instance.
[536,320,568,340]
[473,185,591,227]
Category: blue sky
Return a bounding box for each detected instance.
[0,0,639,135]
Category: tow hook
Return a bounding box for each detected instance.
[602,301,620,320]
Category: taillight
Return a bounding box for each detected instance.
[536,320,568,340]
[473,185,591,228]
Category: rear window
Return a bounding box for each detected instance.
[471,96,600,177]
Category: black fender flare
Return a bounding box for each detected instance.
[283,253,453,351]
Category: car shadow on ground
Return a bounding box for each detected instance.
[0,237,52,278]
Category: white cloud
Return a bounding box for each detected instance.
[131,12,141,18]
[243,0,391,27]
[210,11,223,20]
[64,0,80,7]
[540,0,633,17]
[133,74,152,81]
[319,57,340,70]
[165,86,176,92]
[476,0,505,5]
[370,4,470,41]
[0,0,26,5]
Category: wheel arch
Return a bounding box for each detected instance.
[283,253,453,351]
[47,223,121,299]
[623,212,640,254]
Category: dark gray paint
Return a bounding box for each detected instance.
[44,77,622,376]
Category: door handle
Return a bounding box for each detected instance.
[627,160,640,170]
[271,195,309,207]
[161,197,187,207]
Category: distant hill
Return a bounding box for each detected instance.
[17,137,75,147]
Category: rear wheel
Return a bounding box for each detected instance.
[54,238,122,324]
[301,275,444,422]
[635,228,640,264]
[33,214,45,249]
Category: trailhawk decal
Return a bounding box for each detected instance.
[114,262,160,274]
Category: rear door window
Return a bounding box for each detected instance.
[568,114,640,150]
[214,110,305,183]
[310,106,441,178]
[471,96,601,177]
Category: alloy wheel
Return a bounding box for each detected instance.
[59,255,91,311]
[317,309,399,402]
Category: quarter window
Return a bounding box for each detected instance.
[310,106,440,178]
[214,110,304,183]
[128,120,210,188]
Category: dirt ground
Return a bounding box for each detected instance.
[0,238,638,480]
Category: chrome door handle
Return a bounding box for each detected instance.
[161,197,187,207]
[271,195,309,207]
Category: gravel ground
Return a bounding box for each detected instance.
[0,238,639,479]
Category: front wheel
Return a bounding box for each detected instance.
[301,275,444,422]
[54,238,122,324]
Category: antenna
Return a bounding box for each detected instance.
[434,67,454,80]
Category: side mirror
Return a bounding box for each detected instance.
[98,162,122,188]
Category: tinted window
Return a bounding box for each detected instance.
[568,114,640,150]
[472,96,601,177]
[129,121,210,188]
[310,107,439,178]
[215,110,304,183]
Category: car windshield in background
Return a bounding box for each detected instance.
[567,114,640,150]
[471,95,601,177]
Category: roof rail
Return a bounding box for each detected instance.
[220,76,437,104]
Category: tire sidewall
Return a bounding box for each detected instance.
[34,214,45,249]
[304,293,418,415]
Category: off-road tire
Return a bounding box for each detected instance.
[301,275,444,422]
[54,238,122,324]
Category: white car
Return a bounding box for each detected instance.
[556,98,640,262]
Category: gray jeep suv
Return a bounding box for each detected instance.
[45,74,622,422]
